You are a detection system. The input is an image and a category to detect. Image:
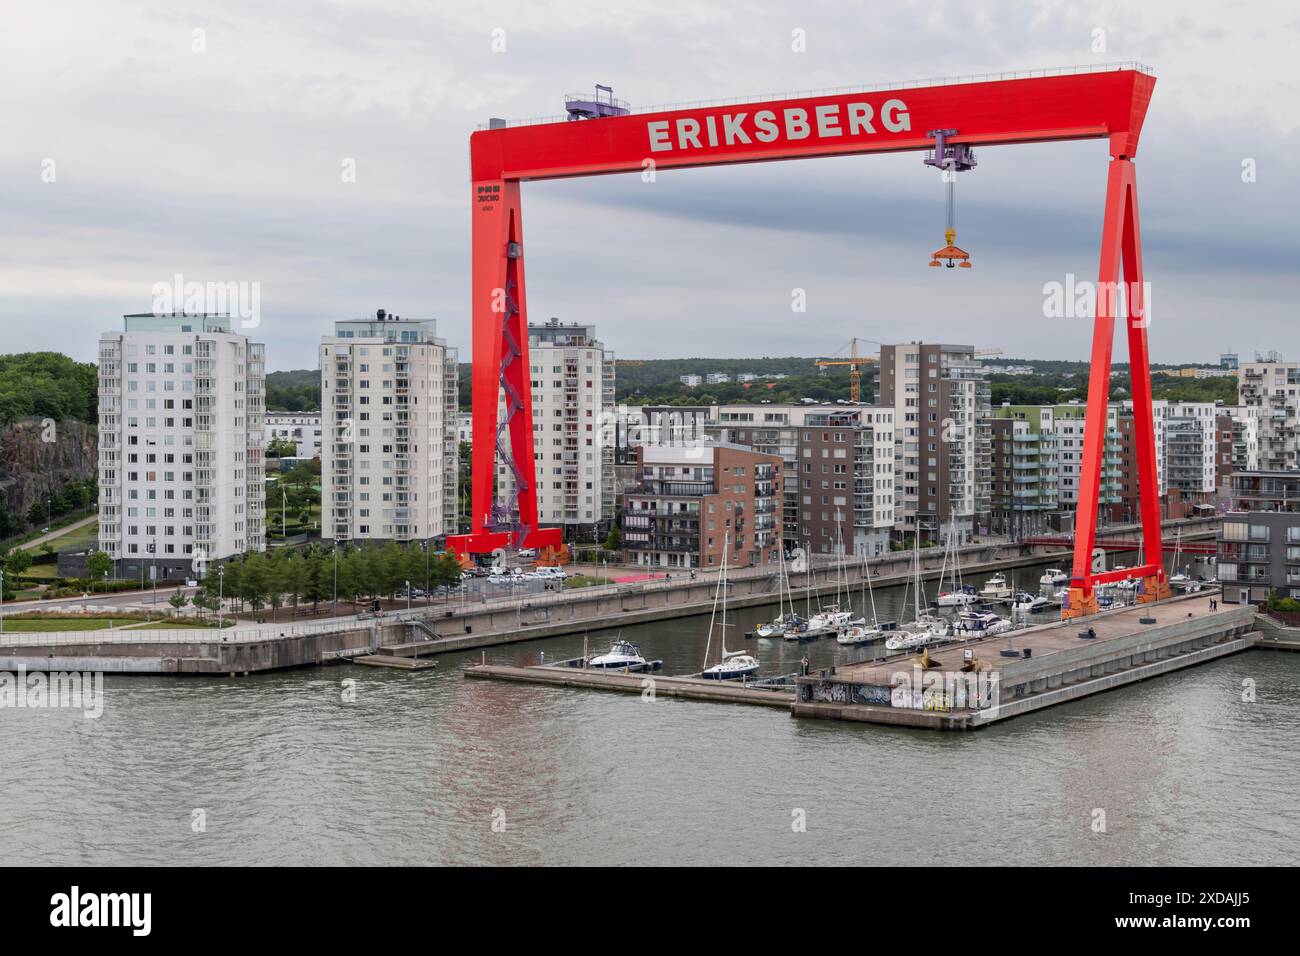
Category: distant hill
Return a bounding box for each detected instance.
[0,352,98,424]
[266,369,321,412]
[267,355,1239,413]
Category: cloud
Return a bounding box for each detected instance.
[0,0,1296,368]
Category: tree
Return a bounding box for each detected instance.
[604,524,621,551]
[168,586,188,612]
[4,548,33,575]
[86,549,113,589]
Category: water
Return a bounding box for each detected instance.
[6,554,1293,866]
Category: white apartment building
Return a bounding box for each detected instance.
[496,317,615,536]
[1238,357,1300,470]
[97,313,265,579]
[679,374,702,387]
[266,411,322,459]
[320,310,457,544]
[1154,401,1218,495]
[1053,404,1125,507]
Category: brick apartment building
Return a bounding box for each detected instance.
[622,442,782,570]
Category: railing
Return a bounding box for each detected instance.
[483,62,1155,128]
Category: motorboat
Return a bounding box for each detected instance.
[1013,591,1054,613]
[1039,568,1068,586]
[587,639,653,672]
[978,573,1012,599]
[952,610,1013,637]
[935,583,979,607]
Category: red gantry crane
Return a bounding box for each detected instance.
[445,65,1163,618]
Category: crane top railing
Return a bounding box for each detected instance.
[480,62,1155,129]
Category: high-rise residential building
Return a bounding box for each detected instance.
[988,407,1061,538]
[622,442,782,569]
[497,317,615,538]
[97,313,266,579]
[877,343,991,542]
[320,310,458,544]
[1155,401,1217,497]
[1237,357,1299,471]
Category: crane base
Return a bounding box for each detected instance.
[446,527,563,556]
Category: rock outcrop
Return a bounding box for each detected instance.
[0,417,97,519]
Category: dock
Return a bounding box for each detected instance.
[464,592,1264,731]
[352,654,437,671]
[793,592,1257,730]
[465,663,795,707]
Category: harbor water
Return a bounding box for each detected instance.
[5,554,1296,866]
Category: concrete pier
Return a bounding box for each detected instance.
[792,593,1257,730]
[465,664,794,708]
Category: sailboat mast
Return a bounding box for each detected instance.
[720,532,730,656]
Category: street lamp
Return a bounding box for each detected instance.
[0,568,5,636]
[332,544,338,616]
[217,565,225,630]
[405,579,411,611]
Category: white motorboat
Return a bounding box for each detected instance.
[587,639,653,672]
[1039,568,1068,586]
[701,533,761,681]
[952,610,1013,637]
[979,573,1012,599]
[1013,591,1054,613]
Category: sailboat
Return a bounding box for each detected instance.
[806,518,855,634]
[789,538,833,640]
[701,534,760,680]
[838,553,893,645]
[934,522,978,607]
[886,531,949,650]
[1167,527,1201,592]
[755,545,804,637]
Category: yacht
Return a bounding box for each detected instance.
[935,583,979,607]
[587,639,652,672]
[755,547,798,638]
[1013,591,1054,613]
[756,613,803,639]
[807,605,854,634]
[1039,568,1068,586]
[701,533,761,681]
[934,523,978,606]
[886,629,939,652]
[953,610,1013,637]
[837,619,896,646]
[978,573,1012,599]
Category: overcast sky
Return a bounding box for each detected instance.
[2,0,1297,371]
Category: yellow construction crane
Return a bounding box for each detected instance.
[814,338,879,403]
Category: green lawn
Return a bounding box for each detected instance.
[44,519,100,552]
[2,616,229,632]
[564,574,614,589]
